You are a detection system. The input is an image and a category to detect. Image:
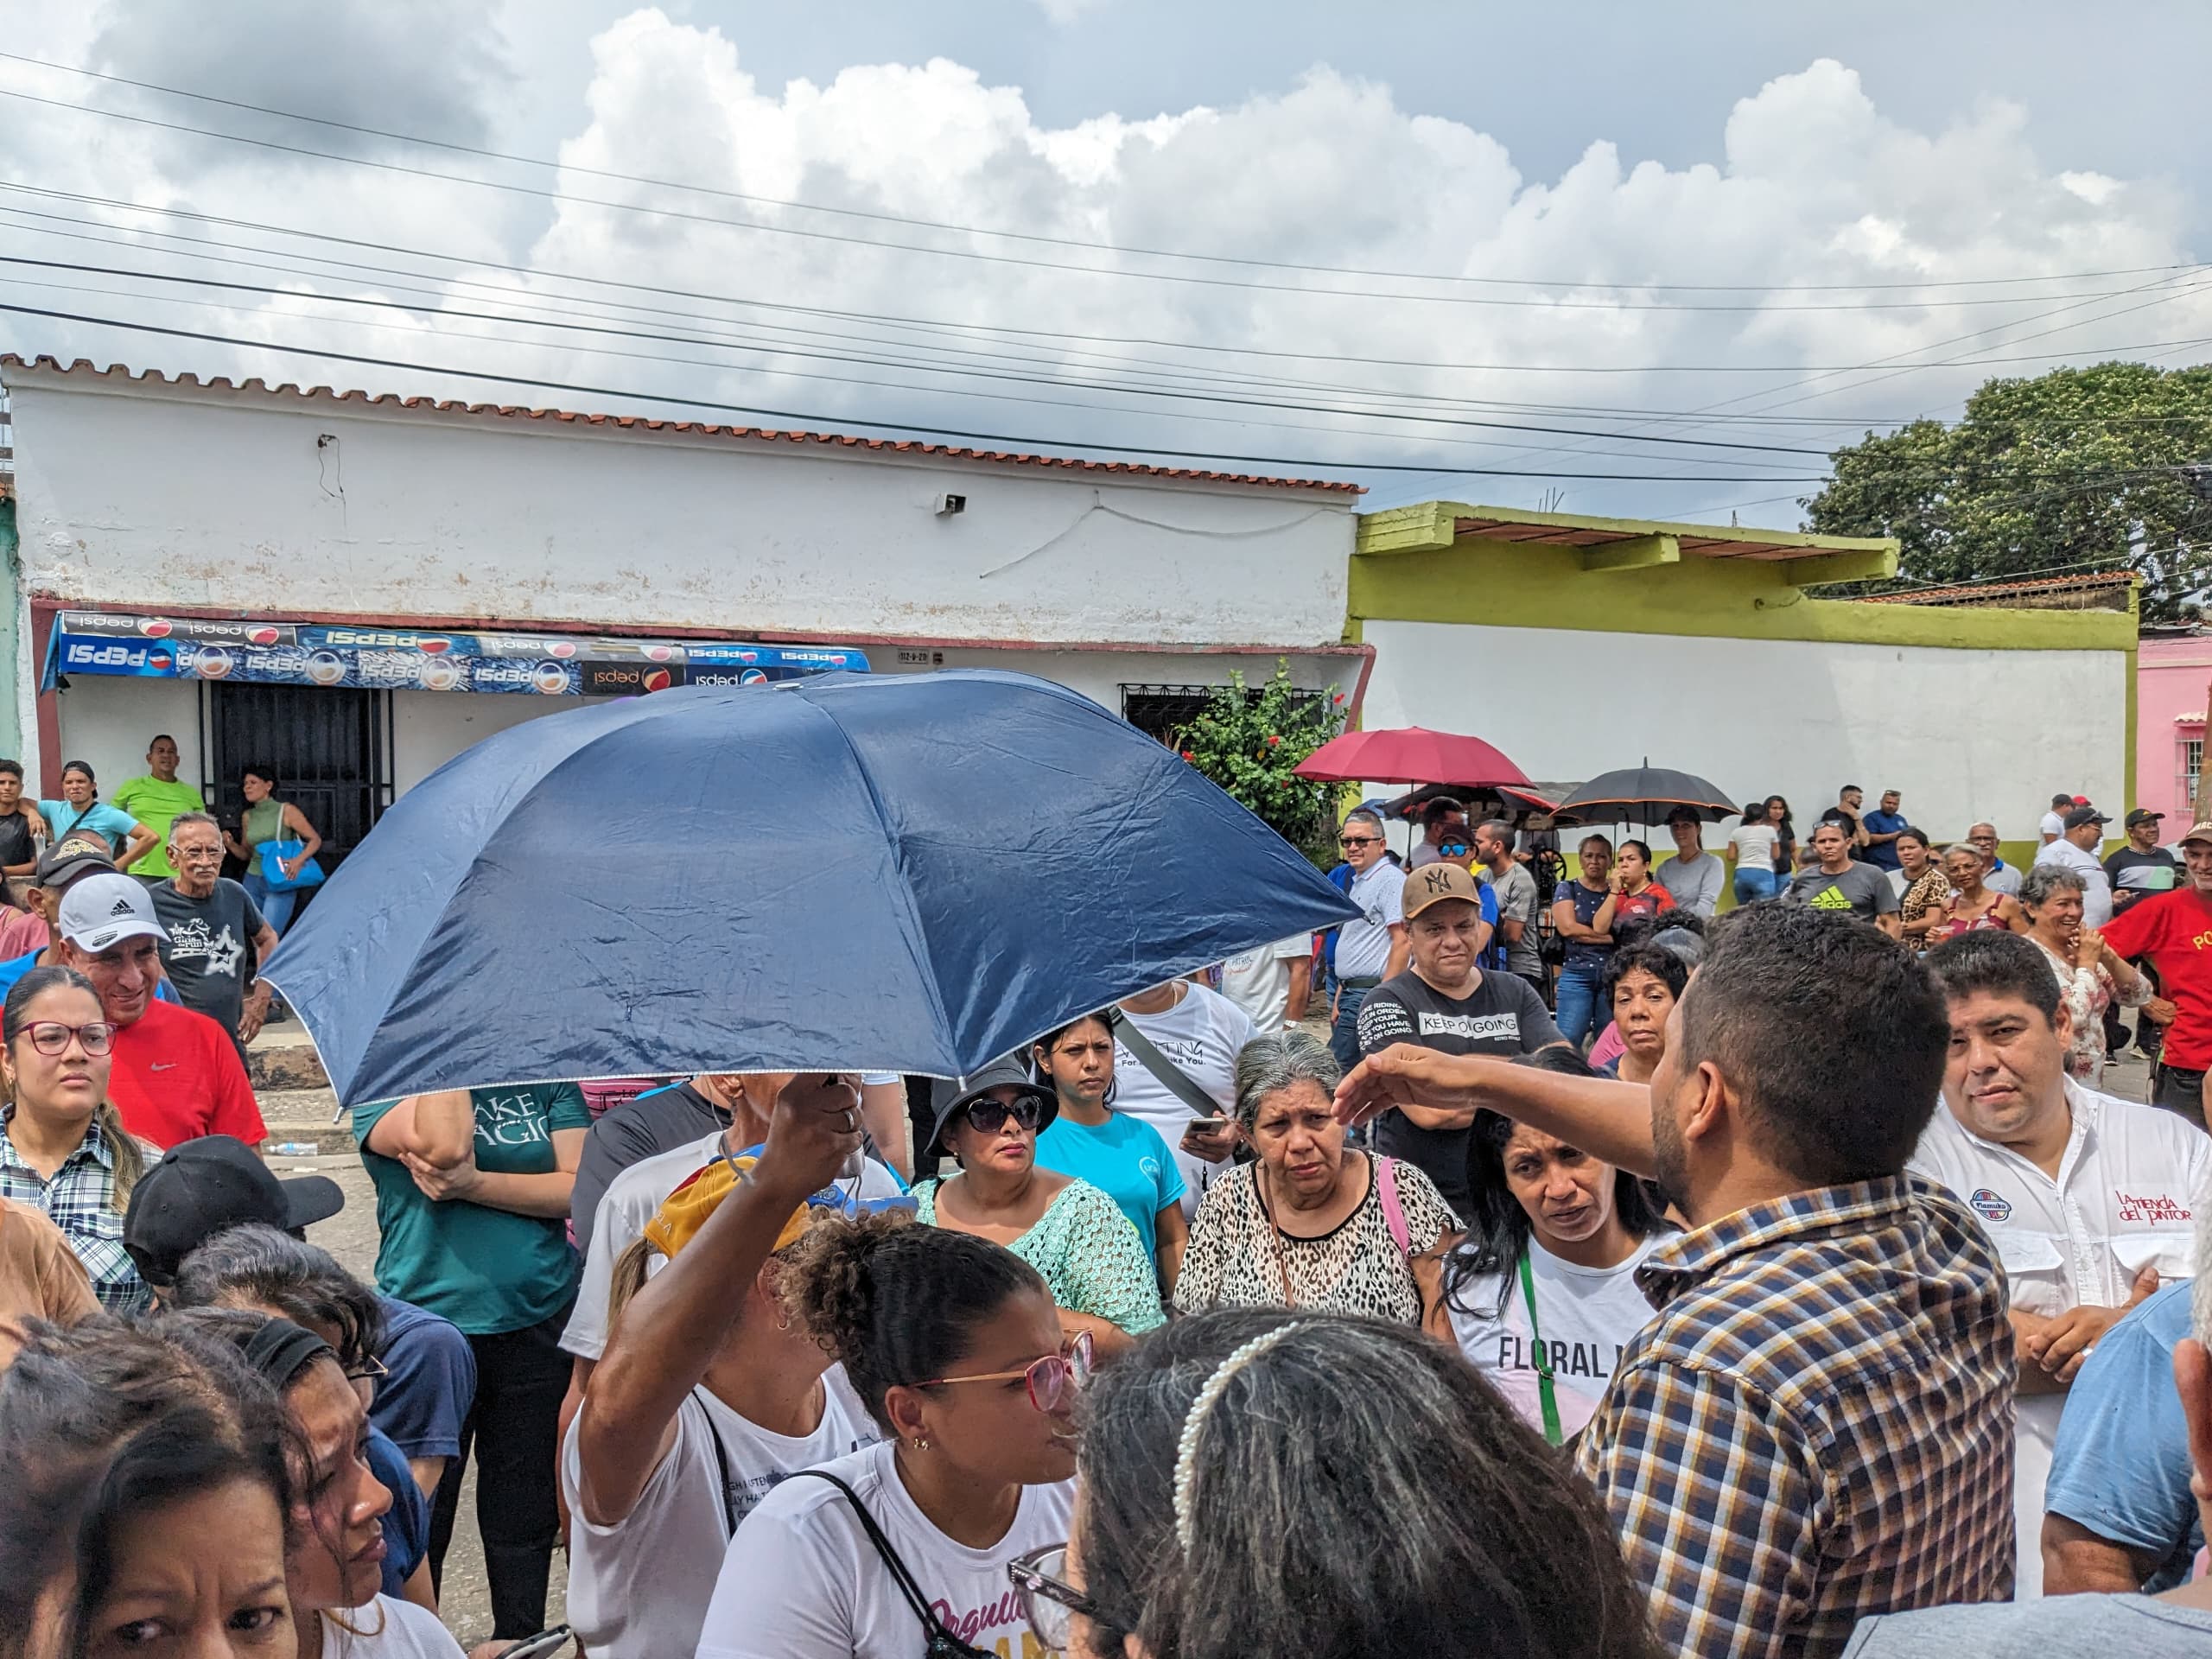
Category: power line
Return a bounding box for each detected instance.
[0,255,1833,457]
[0,48,2194,300]
[0,84,2177,315]
[6,181,2202,384]
[0,298,1851,482]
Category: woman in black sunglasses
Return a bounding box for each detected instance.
[915,1057,1165,1357]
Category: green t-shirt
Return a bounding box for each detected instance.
[353,1083,592,1335]
[109,776,208,877]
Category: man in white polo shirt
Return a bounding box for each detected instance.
[1918,931,2208,1597]
[1328,806,1408,1072]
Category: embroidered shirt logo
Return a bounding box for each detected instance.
[1968,1187,2012,1223]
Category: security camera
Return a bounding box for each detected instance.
[934,493,967,517]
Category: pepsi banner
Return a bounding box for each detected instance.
[45,613,870,697]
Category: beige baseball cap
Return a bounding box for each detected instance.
[1402,861,1485,919]
[2181,821,2212,849]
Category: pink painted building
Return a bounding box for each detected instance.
[2139,632,2212,826]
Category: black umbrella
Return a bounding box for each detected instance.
[1553,765,1738,829]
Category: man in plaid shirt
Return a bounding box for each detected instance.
[1340,904,2014,1658]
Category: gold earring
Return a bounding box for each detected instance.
[912,1437,930,1451]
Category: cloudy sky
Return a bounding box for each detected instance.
[2,0,2208,523]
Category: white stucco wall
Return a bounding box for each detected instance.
[6,373,1354,655]
[46,676,203,810]
[1361,619,2127,842]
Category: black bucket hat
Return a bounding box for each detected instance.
[923,1054,1058,1163]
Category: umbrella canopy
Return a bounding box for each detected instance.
[1553,766,1739,829]
[264,670,1357,1105]
[1294,726,1531,789]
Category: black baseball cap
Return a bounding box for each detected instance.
[2126,808,2165,829]
[2063,805,2112,831]
[924,1055,1058,1162]
[34,835,117,889]
[123,1135,346,1287]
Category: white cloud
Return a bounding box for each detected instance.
[2,16,2202,521]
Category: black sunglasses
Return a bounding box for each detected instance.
[1338,834,1382,848]
[963,1096,1045,1135]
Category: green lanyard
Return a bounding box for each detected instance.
[1516,1250,1564,1447]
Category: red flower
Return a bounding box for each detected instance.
[1180,749,1196,762]
[1267,734,1283,747]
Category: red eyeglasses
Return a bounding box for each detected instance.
[920,1330,1094,1414]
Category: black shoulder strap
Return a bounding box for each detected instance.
[699,1389,741,1537]
[1109,1006,1221,1119]
[784,1468,993,1657]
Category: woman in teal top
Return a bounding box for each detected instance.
[41,760,156,870]
[916,1058,1164,1356]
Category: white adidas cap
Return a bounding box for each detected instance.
[57,873,168,954]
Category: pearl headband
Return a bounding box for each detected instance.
[1171,1323,1305,1553]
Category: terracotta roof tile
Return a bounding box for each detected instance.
[1866,569,2136,604]
[0,356,1362,494]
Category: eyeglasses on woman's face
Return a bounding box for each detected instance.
[963,1095,1046,1136]
[922,1328,1094,1414]
[22,1020,115,1057]
[1009,1542,1109,1654]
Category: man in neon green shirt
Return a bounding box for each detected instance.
[111,734,207,880]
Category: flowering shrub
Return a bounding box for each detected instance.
[1171,661,1348,865]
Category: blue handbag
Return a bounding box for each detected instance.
[258,838,327,893]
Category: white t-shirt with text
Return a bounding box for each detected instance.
[562,1130,907,1361]
[1445,1236,1661,1439]
[1113,983,1255,1219]
[696,1440,1073,1659]
[562,1367,883,1659]
[1217,933,1312,1031]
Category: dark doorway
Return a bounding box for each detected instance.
[204,683,393,874]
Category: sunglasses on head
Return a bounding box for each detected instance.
[963,1096,1045,1135]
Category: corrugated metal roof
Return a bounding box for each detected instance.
[1867,569,2137,605]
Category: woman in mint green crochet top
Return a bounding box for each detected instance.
[916,1060,1165,1354]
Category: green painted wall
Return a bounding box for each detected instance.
[1349,537,2141,655]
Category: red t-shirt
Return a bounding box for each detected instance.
[2100,885,2212,1070]
[106,997,267,1150]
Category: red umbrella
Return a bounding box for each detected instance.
[1295,726,1533,790]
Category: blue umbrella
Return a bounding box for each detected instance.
[265,669,1357,1105]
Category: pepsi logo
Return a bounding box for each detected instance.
[247,626,282,647]
[531,661,569,695]
[416,637,453,655]
[738,651,758,664]
[641,668,673,693]
[305,650,347,687]
[645,645,676,663]
[548,641,576,659]
[192,645,235,681]
[138,618,173,638]
[417,657,463,691]
[739,668,767,685]
[148,649,174,671]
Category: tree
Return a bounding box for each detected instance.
[1803,361,2212,622]
[1173,661,1347,867]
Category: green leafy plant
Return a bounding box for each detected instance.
[1171,660,1348,866]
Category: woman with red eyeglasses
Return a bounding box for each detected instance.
[915,1058,1165,1357]
[696,1213,1081,1659]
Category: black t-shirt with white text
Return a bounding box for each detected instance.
[1356,969,1565,1217]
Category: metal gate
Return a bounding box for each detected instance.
[201,683,393,873]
